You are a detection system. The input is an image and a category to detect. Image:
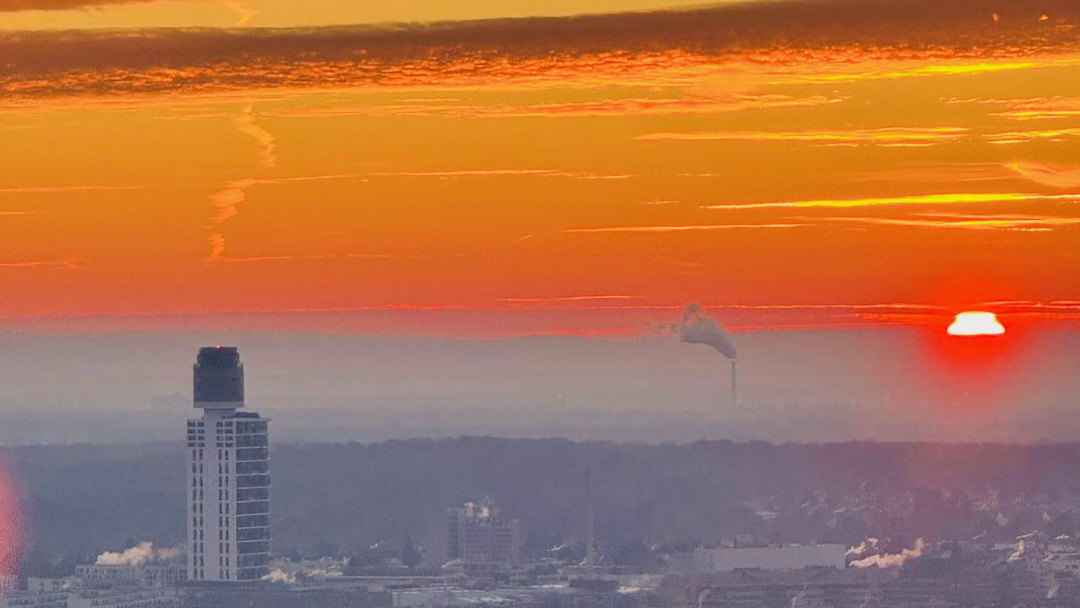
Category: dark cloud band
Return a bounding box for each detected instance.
[1,0,1077,99]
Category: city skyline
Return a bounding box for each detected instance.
[4,2,1080,607]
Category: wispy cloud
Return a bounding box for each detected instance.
[822,212,1080,231]
[952,96,1080,121]
[206,106,276,261]
[1005,161,1080,189]
[207,233,226,262]
[263,94,842,120]
[0,258,79,269]
[218,253,393,263]
[367,169,631,180]
[498,295,646,303]
[565,223,808,233]
[231,105,276,168]
[0,185,139,194]
[635,127,970,147]
[702,192,1078,210]
[0,0,258,25]
[985,127,1080,144]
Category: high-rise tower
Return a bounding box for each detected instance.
[186,346,271,582]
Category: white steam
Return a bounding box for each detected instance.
[846,538,880,557]
[849,539,925,568]
[679,303,737,359]
[96,542,181,566]
[263,569,297,584]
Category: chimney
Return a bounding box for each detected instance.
[731,359,738,407]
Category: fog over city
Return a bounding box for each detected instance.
[0,327,1078,445]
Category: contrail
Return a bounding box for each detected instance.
[205,106,275,261]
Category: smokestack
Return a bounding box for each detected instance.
[676,303,738,405]
[731,359,737,407]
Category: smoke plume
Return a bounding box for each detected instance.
[679,303,737,359]
[95,542,181,566]
[849,538,925,568]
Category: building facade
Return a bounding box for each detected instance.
[186,347,271,582]
[446,502,521,567]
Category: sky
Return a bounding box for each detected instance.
[2,0,1080,338]
[1,0,1080,444]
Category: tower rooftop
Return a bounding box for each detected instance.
[193,346,244,408]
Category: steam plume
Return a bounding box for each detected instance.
[95,542,181,566]
[849,538,925,568]
[679,303,737,359]
[263,568,297,583]
[674,303,738,406]
[846,537,879,557]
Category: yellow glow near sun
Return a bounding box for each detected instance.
[947,312,1006,336]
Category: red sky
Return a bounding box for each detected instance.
[2,0,1080,337]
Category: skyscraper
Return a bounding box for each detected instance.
[186,346,271,582]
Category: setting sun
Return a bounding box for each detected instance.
[947,312,1006,336]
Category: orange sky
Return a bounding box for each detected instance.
[2,0,1080,337]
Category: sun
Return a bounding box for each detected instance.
[947,311,1005,336]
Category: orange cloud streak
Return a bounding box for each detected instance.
[1005,161,1080,189]
[565,223,808,233]
[636,127,970,146]
[822,213,1080,231]
[703,192,1078,210]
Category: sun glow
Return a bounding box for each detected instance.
[947,311,1006,336]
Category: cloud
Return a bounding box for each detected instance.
[984,127,1080,144]
[702,192,1078,210]
[231,105,275,168]
[638,125,1080,147]
[822,212,1080,231]
[565,223,808,233]
[367,169,630,179]
[262,94,842,119]
[205,106,276,261]
[2,0,1079,102]
[953,96,1080,121]
[0,258,79,269]
[0,0,154,10]
[0,185,140,194]
[635,127,970,147]
[498,295,646,304]
[207,233,226,262]
[0,0,258,25]
[1005,161,1080,188]
[219,253,393,263]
